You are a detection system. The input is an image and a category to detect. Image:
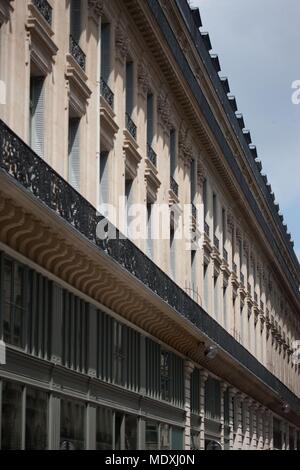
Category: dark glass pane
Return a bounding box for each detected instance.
[115,412,123,450]
[25,388,48,449]
[14,266,24,307]
[1,381,23,450]
[96,407,113,450]
[125,415,137,450]
[13,307,23,347]
[3,302,11,343]
[60,399,85,450]
[145,422,159,450]
[3,260,12,303]
[171,427,183,450]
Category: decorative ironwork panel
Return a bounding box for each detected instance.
[125,112,137,140]
[100,77,114,108]
[170,176,178,197]
[32,0,52,25]
[69,35,86,71]
[147,143,157,167]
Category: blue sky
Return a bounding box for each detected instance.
[192,0,300,261]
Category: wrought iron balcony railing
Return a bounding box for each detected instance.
[223,248,228,263]
[147,143,157,167]
[214,235,219,250]
[204,221,210,237]
[100,77,114,109]
[69,35,86,71]
[32,0,52,25]
[125,113,137,140]
[0,119,299,413]
[191,203,197,220]
[170,176,178,197]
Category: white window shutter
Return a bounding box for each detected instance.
[69,118,81,192]
[31,78,45,159]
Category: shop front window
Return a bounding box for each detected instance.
[145,422,159,450]
[25,388,48,449]
[125,415,137,450]
[1,381,23,450]
[96,407,113,450]
[60,399,85,450]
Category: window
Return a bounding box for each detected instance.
[125,415,137,450]
[125,178,134,238]
[147,202,153,258]
[213,193,217,235]
[68,117,81,191]
[62,291,88,373]
[113,321,125,385]
[96,407,113,450]
[170,129,176,178]
[170,224,176,280]
[172,427,183,450]
[273,417,282,450]
[101,22,111,84]
[240,304,244,344]
[160,350,170,402]
[145,422,159,450]
[30,76,45,158]
[100,151,109,206]
[191,369,200,414]
[1,381,23,450]
[205,377,221,422]
[70,0,82,44]
[190,159,196,204]
[60,399,85,450]
[204,263,209,310]
[214,274,218,320]
[3,259,25,348]
[125,61,134,118]
[147,92,154,147]
[25,388,48,450]
[203,178,208,221]
[223,285,228,329]
[191,251,197,300]
[222,208,226,248]
[145,421,183,450]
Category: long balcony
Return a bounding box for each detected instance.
[69,35,86,71]
[100,77,114,109]
[32,0,52,25]
[125,112,137,140]
[0,119,299,418]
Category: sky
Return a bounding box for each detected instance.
[191,0,300,261]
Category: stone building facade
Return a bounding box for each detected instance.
[0,0,299,450]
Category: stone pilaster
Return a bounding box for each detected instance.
[184,360,195,450]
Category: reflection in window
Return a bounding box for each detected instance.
[3,260,25,348]
[125,415,137,450]
[96,407,113,450]
[172,427,183,450]
[1,381,23,450]
[60,399,85,450]
[25,388,48,449]
[145,422,159,450]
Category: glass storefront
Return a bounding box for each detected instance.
[96,406,113,450]
[60,399,85,450]
[1,381,23,450]
[25,388,48,450]
[145,420,183,450]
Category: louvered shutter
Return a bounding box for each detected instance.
[70,0,82,43]
[30,77,45,159]
[101,23,111,83]
[69,118,81,191]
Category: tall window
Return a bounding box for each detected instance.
[191,251,197,300]
[70,0,82,44]
[190,159,196,204]
[30,76,45,158]
[170,224,176,280]
[147,92,154,147]
[101,22,111,84]
[204,263,209,310]
[96,407,113,450]
[113,321,125,385]
[125,178,133,238]
[170,129,176,178]
[68,117,81,191]
[147,202,153,258]
[223,284,228,329]
[60,399,85,450]
[205,377,221,421]
[125,61,134,118]
[240,304,244,344]
[100,151,109,206]
[3,259,25,348]
[1,381,23,450]
[222,208,226,248]
[160,350,170,401]
[25,388,48,450]
[203,178,208,222]
[213,193,217,235]
[214,274,219,321]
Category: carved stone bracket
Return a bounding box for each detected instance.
[115,21,130,62]
[137,59,150,96]
[179,121,193,165]
[88,0,104,19]
[157,87,173,131]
